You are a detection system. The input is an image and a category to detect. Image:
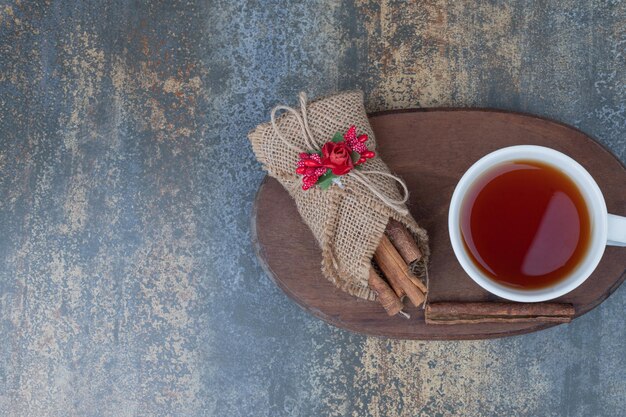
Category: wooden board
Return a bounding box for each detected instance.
[251,109,626,340]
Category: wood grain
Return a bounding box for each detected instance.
[251,109,626,340]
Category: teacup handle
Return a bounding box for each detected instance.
[607,214,626,246]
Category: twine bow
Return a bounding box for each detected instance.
[270,92,410,216]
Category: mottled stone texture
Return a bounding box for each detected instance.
[0,0,624,416]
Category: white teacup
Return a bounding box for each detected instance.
[448,145,626,302]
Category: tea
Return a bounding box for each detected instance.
[460,160,591,290]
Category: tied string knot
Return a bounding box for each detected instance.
[270,92,410,216]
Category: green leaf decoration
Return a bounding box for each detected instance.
[350,151,360,164]
[316,169,336,190]
[331,132,344,143]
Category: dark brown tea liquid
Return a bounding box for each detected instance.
[460,160,591,290]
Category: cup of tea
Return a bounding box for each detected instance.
[448,145,626,302]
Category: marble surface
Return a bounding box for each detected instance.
[0,1,624,416]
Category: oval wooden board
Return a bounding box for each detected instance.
[252,109,626,340]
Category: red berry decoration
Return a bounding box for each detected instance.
[343,125,375,163]
[295,125,375,190]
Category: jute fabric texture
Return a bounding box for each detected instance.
[249,91,429,300]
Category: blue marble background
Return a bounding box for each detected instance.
[0,1,624,416]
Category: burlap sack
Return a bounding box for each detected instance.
[249,90,429,301]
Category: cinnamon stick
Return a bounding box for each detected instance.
[368,268,404,316]
[425,302,575,325]
[374,234,425,308]
[385,220,427,293]
[385,219,422,264]
[406,270,427,294]
[373,263,406,300]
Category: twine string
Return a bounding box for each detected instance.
[271,105,311,152]
[270,92,410,216]
[298,92,320,148]
[347,170,409,215]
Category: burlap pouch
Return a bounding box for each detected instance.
[249,90,429,301]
